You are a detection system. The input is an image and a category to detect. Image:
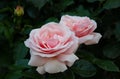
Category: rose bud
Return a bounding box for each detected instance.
[14,5,24,16]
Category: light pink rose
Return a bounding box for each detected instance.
[24,22,79,74]
[60,15,102,45]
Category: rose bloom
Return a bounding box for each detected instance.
[24,22,79,74]
[60,15,102,45]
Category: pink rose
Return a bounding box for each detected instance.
[24,22,79,74]
[60,15,102,45]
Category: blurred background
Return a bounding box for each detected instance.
[0,0,120,79]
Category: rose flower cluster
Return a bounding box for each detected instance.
[24,15,102,74]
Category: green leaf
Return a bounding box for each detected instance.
[0,14,7,21]
[0,40,13,67]
[22,69,45,79]
[22,25,33,35]
[114,22,120,40]
[77,50,97,63]
[27,0,49,10]
[60,0,74,8]
[103,43,120,59]
[86,0,97,2]
[0,7,11,13]
[64,6,90,17]
[45,17,59,23]
[87,0,105,2]
[4,27,14,41]
[27,7,38,18]
[53,0,74,12]
[103,0,120,9]
[63,70,75,79]
[14,42,28,60]
[76,6,90,16]
[15,59,30,69]
[5,71,22,79]
[0,23,5,33]
[95,59,119,72]
[72,59,96,77]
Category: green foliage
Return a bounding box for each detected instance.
[72,59,96,77]
[103,43,120,59]
[63,70,75,79]
[15,59,30,69]
[27,0,49,10]
[53,0,74,11]
[103,0,120,9]
[114,22,120,40]
[5,71,22,79]
[13,42,28,60]
[86,0,105,3]
[95,59,119,72]
[75,6,90,16]
[0,0,120,79]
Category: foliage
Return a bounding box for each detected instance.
[0,0,120,79]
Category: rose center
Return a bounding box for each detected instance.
[46,38,59,48]
[73,19,91,32]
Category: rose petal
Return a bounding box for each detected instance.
[46,38,59,48]
[78,34,94,44]
[60,15,74,29]
[40,22,72,45]
[44,60,67,73]
[57,54,79,67]
[30,41,73,57]
[36,66,46,74]
[28,54,49,66]
[89,20,97,33]
[59,15,100,39]
[77,20,97,37]
[63,35,79,54]
[24,38,43,53]
[25,22,73,53]
[85,32,102,45]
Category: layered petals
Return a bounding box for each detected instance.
[84,33,102,45]
[59,15,102,45]
[36,60,67,74]
[78,32,102,45]
[57,54,79,67]
[24,15,102,75]
[36,66,46,74]
[24,22,79,74]
[44,60,67,73]
[28,54,49,66]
